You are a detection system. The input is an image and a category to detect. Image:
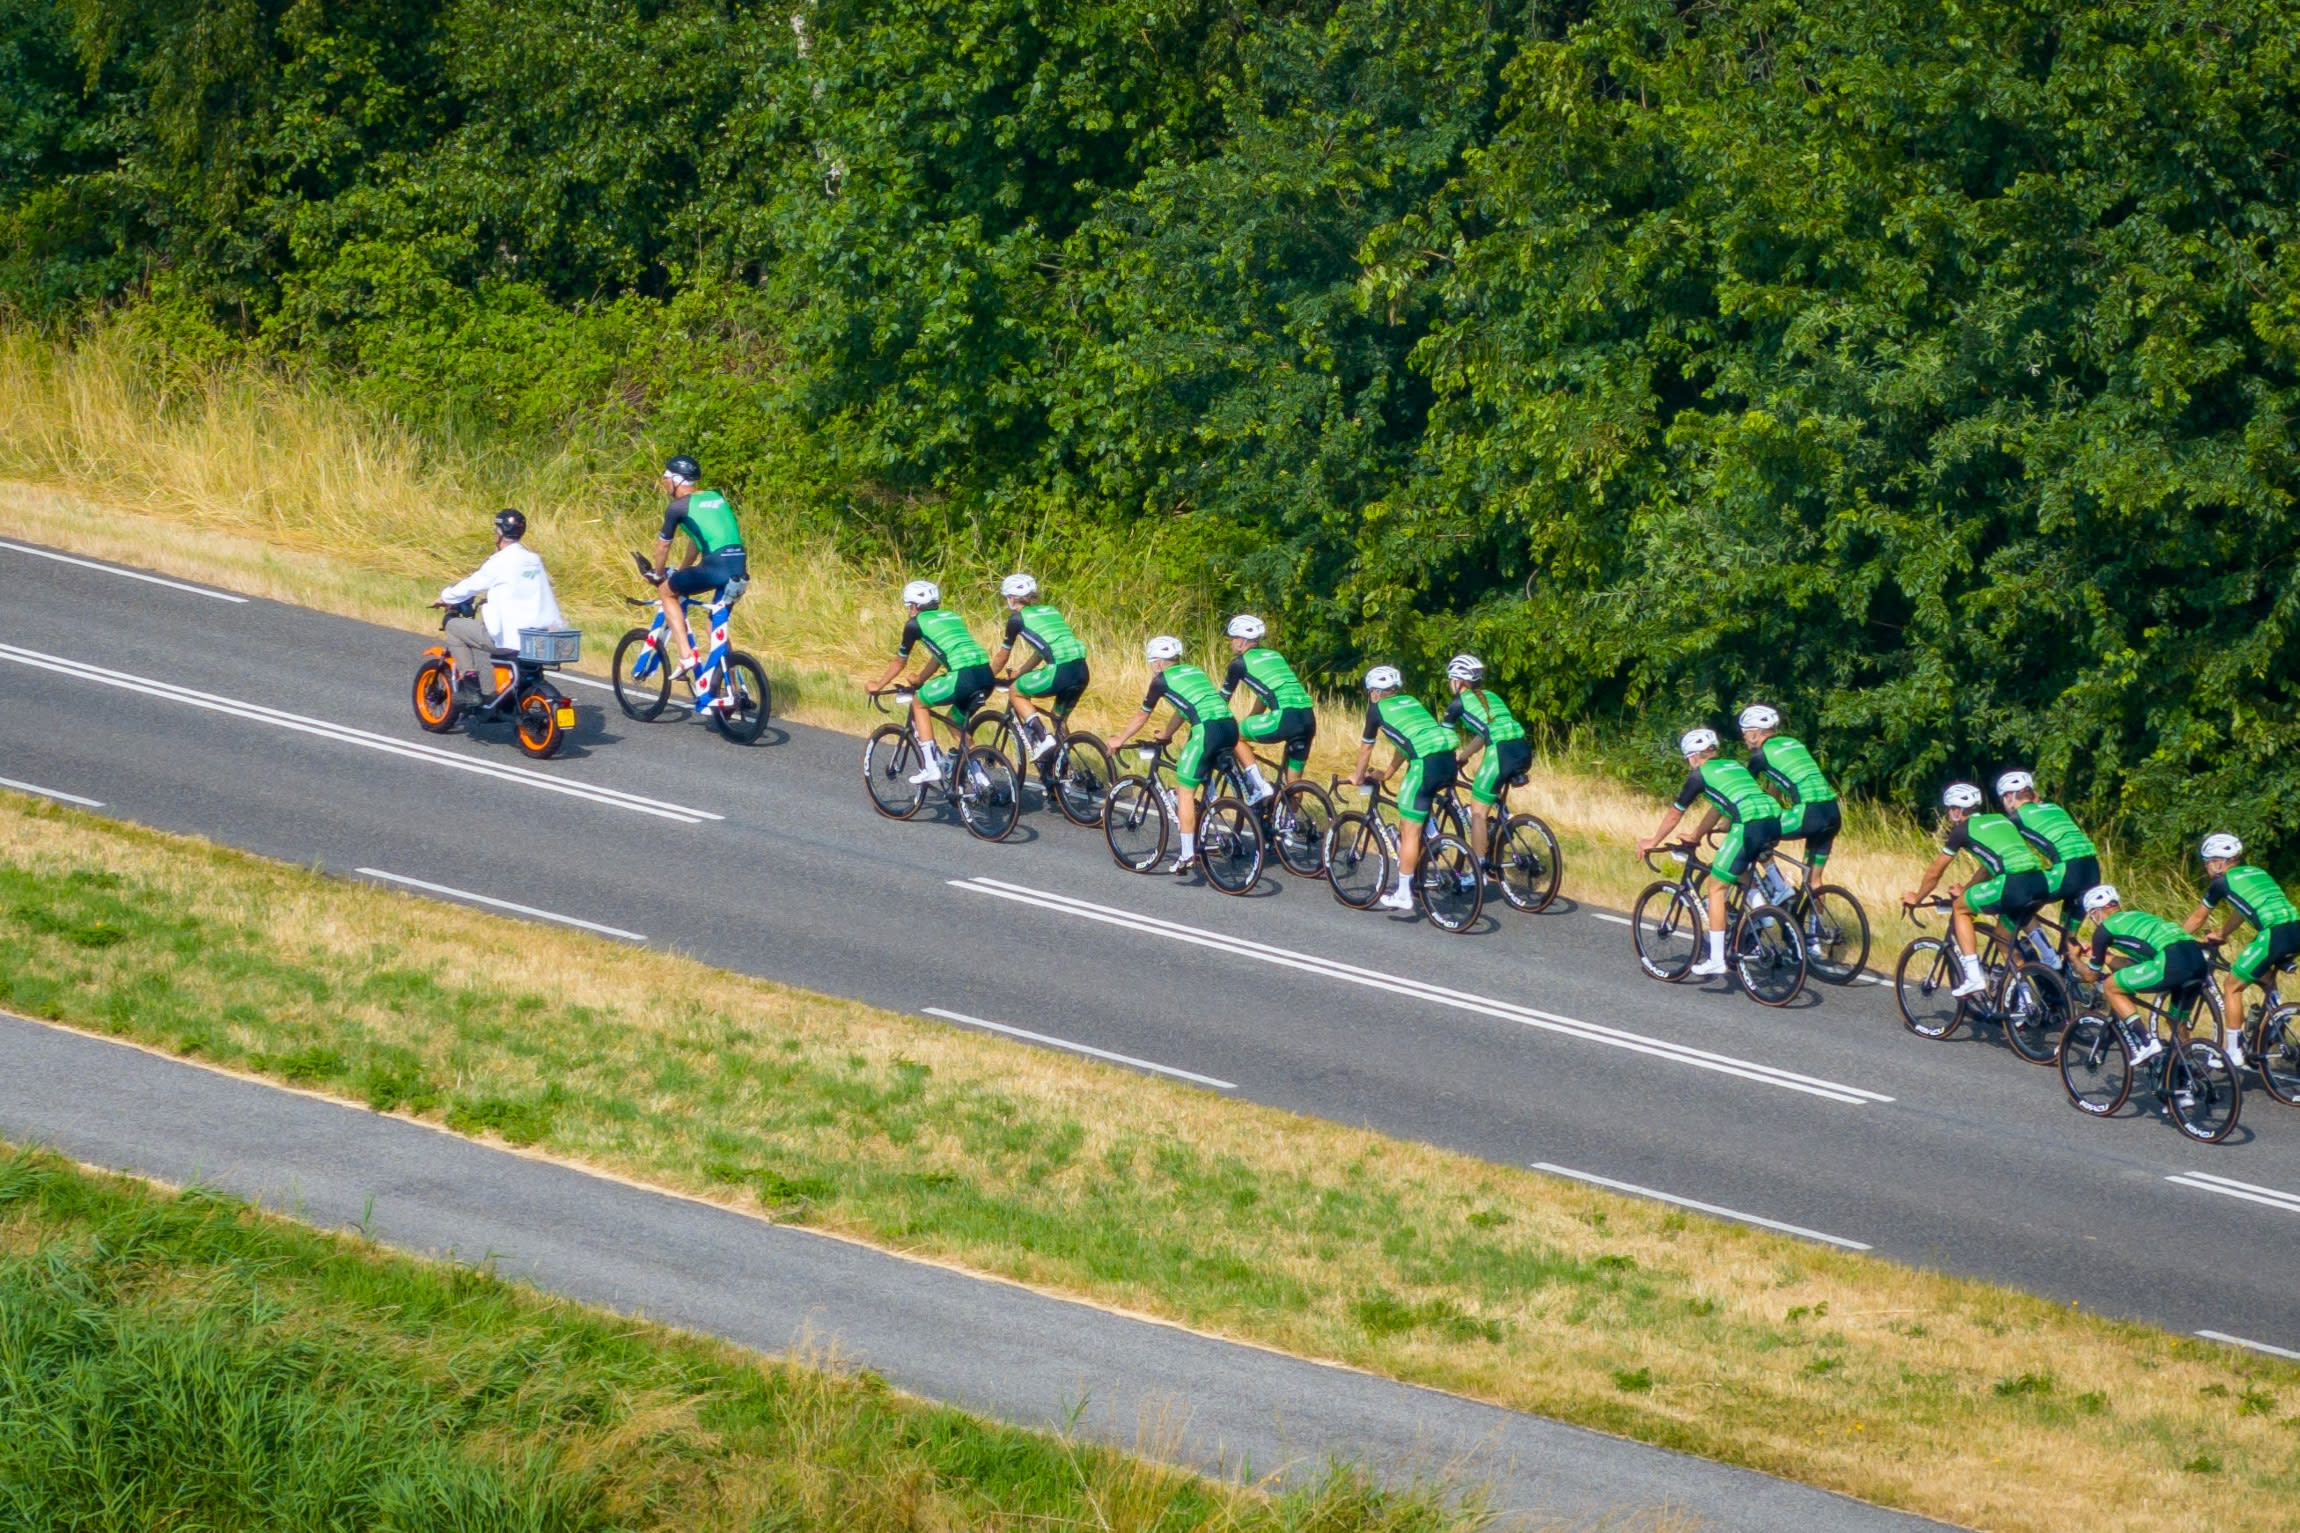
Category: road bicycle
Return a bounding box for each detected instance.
[610,552,772,744]
[1324,777,1484,934]
[1748,849,1869,984]
[1265,773,1338,881]
[1102,742,1266,894]
[963,683,1115,829]
[861,689,1023,842]
[2202,941,2300,1109]
[2057,973,2241,1144]
[1428,774,1564,913]
[1893,898,2076,1065]
[1629,836,1807,1006]
[412,598,579,759]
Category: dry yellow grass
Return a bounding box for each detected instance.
[3,792,2297,1533]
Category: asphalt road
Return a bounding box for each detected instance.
[0,1011,1946,1531]
[3,537,2299,1374]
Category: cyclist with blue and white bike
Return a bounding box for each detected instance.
[647,456,747,702]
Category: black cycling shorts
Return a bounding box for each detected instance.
[1014,657,1090,715]
[2048,854,2101,925]
[1402,751,1458,826]
[1240,705,1318,768]
[668,548,748,599]
[1782,797,1841,861]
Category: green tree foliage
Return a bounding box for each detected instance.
[7,0,2300,859]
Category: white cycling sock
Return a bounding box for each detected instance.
[1707,929,1727,964]
[1178,831,1196,858]
[1959,952,1985,985]
[1244,765,1272,801]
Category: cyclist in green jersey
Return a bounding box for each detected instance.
[1220,614,1307,805]
[865,579,997,785]
[2072,885,2205,1067]
[1995,771,2101,949]
[986,572,1089,763]
[1638,728,1784,976]
[1110,636,1242,876]
[1440,654,1530,877]
[1350,666,1460,911]
[1738,705,1838,896]
[2183,832,2299,1067]
[648,455,747,682]
[1899,782,2051,998]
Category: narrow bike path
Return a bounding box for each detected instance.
[0,1012,1953,1533]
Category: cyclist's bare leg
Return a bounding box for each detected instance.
[656,582,700,668]
[909,697,940,759]
[1398,819,1425,881]
[1707,881,1732,940]
[1949,901,1981,961]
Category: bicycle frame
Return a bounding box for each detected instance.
[627,588,741,708]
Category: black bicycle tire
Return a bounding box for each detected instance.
[1802,883,1871,984]
[1494,813,1563,913]
[1894,938,1965,1040]
[1734,900,1807,1007]
[956,743,1022,842]
[2058,1012,2134,1116]
[1271,780,1336,879]
[1102,775,1170,872]
[1326,811,1391,909]
[711,652,773,743]
[1050,731,1114,827]
[1200,797,1266,895]
[2256,1000,2300,1106]
[862,724,927,820]
[1630,882,1700,981]
[611,628,671,721]
[1419,834,1484,933]
[1999,961,2073,1066]
[2167,1034,2243,1143]
[965,707,1021,771]
[1432,793,1471,847]
[411,656,460,734]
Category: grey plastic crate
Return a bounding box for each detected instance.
[517,628,582,665]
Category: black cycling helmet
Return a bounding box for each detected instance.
[493,508,527,541]
[664,454,701,484]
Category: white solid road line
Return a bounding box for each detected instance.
[2196,1329,2300,1361]
[557,673,618,693]
[0,539,249,603]
[0,643,722,824]
[923,1007,1238,1089]
[952,876,1893,1106]
[0,774,104,808]
[1532,1162,1874,1250]
[2165,1170,2300,1216]
[355,868,648,941]
[1586,911,1635,927]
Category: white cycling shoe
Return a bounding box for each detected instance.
[2126,1032,2165,1065]
[1028,728,1058,761]
[908,759,944,786]
[1377,885,1415,911]
[1950,972,1989,999]
[1687,956,1729,978]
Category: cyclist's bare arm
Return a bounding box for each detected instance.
[1902,849,1955,910]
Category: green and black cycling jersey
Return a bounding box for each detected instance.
[1361,695,1457,760]
[1747,736,1834,806]
[2204,865,2300,932]
[1141,663,1229,726]
[2091,909,2195,968]
[659,490,743,554]
[2009,800,2096,864]
[1941,814,2044,877]
[897,608,990,672]
[1224,648,1314,712]
[1442,689,1527,747]
[1672,759,1781,825]
[1002,604,1087,666]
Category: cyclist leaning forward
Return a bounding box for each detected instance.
[1110,637,1241,877]
[1350,667,1460,913]
[1637,728,1783,977]
[1739,705,1838,898]
[866,580,998,786]
[1441,654,1531,879]
[2071,884,2204,1067]
[988,572,1089,772]
[2183,832,2300,1069]
[649,455,748,707]
[1996,770,2101,961]
[1900,782,2050,998]
[1221,614,1306,806]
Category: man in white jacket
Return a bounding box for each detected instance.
[434,509,565,710]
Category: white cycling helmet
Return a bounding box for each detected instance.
[1995,769,2034,798]
[1941,781,1984,810]
[1144,635,1185,662]
[1364,664,1404,692]
[2082,883,2122,916]
[1000,572,1039,600]
[2202,832,2244,862]
[1226,613,1266,641]
[1679,727,1719,757]
[1737,704,1779,731]
[1446,653,1485,683]
[901,578,940,608]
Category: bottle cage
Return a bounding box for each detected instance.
[719,576,751,603]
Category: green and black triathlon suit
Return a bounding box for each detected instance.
[2091,908,2209,998]
[1673,760,1781,885]
[1748,735,1839,866]
[1224,647,1317,769]
[2202,864,2300,986]
[660,490,747,597]
[1442,689,1531,807]
[1362,695,1458,825]
[1001,604,1090,714]
[897,608,996,718]
[1943,813,2048,922]
[2009,800,2100,925]
[1141,664,1239,790]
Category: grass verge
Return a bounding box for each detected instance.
[0,1145,1483,1533]
[1,793,2296,1531]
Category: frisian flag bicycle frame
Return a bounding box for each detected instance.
[627,581,744,713]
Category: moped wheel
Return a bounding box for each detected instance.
[1734,901,1806,1006]
[1271,780,1336,879]
[2058,1012,2134,1116]
[863,725,927,820]
[612,628,670,721]
[1102,776,1171,872]
[956,744,1022,842]
[2000,961,2074,1065]
[1419,834,1484,933]
[412,656,460,733]
[513,691,564,759]
[1801,884,1871,984]
[2255,1001,2300,1106]
[1051,732,1114,827]
[712,652,772,743]
[1894,938,1965,1040]
[1495,814,1562,912]
[1200,797,1266,895]
[1630,882,1700,981]
[1326,812,1392,909]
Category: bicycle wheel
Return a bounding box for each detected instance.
[1734,901,1806,1006]
[412,656,460,733]
[862,725,927,820]
[1894,939,1965,1040]
[611,628,671,721]
[1419,834,1485,933]
[965,707,1021,771]
[2168,1034,2243,1143]
[1492,814,1563,912]
[1630,882,1701,981]
[513,691,564,759]
[1050,732,1114,827]
[2255,1001,2300,1106]
[2058,1012,2134,1117]
[1326,812,1392,909]
[1270,780,1336,879]
[954,744,1021,842]
[1102,775,1171,872]
[707,652,772,743]
[1200,798,1266,894]
[1999,961,2074,1065]
[1801,884,1871,984]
